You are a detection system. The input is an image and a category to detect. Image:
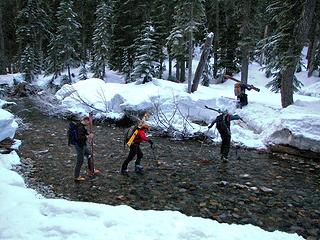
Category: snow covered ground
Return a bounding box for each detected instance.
[0,105,305,240]
[52,62,320,152]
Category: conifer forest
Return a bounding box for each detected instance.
[0,0,319,107]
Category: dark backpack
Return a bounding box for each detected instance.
[67,121,78,146]
[216,114,229,133]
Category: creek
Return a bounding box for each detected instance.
[8,97,320,239]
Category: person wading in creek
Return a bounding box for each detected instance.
[68,116,94,182]
[121,122,153,175]
[208,111,242,162]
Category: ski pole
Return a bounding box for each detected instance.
[88,112,95,175]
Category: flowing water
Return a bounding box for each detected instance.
[8,98,320,239]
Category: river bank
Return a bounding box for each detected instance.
[9,98,320,239]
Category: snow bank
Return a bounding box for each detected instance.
[0,73,24,87]
[0,152,304,240]
[0,109,18,142]
[299,81,320,97]
[263,100,320,152]
[55,77,320,152]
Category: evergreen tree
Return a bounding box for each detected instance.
[132,21,158,83]
[45,35,61,80]
[0,6,5,74]
[150,0,175,79]
[91,1,112,80]
[261,0,316,107]
[16,0,50,79]
[315,43,320,77]
[237,0,261,84]
[168,0,205,89]
[204,0,220,79]
[306,1,320,77]
[20,44,37,82]
[74,0,100,63]
[109,0,150,72]
[122,49,134,83]
[218,0,241,75]
[78,62,88,80]
[167,26,187,82]
[0,0,22,73]
[55,0,81,83]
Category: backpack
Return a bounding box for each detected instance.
[124,125,139,147]
[216,114,230,134]
[234,83,241,97]
[67,121,78,146]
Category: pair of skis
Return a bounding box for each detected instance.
[88,112,100,177]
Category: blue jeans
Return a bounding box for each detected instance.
[74,144,92,178]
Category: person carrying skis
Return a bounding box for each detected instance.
[69,116,94,181]
[121,122,153,175]
[234,82,252,108]
[208,110,242,162]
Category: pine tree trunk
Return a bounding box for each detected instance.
[213,0,219,79]
[159,57,163,79]
[68,65,72,84]
[307,23,319,77]
[281,0,316,108]
[176,61,180,81]
[0,8,5,74]
[191,33,214,92]
[259,25,270,66]
[306,20,316,62]
[240,0,251,85]
[102,61,106,81]
[188,31,193,93]
[281,66,294,107]
[187,3,193,93]
[241,48,249,84]
[180,61,186,82]
[168,50,172,79]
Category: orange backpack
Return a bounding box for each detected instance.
[234,83,241,97]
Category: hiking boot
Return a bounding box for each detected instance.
[120,169,129,175]
[87,169,101,176]
[74,176,86,182]
[135,165,144,173]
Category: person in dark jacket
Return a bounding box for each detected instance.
[208,111,241,162]
[73,116,94,181]
[121,123,153,175]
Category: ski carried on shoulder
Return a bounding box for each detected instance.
[224,75,260,92]
[88,112,101,177]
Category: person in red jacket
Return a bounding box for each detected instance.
[121,123,153,175]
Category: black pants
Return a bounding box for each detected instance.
[74,144,92,178]
[237,93,248,108]
[121,143,143,171]
[218,128,231,158]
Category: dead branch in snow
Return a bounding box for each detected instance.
[150,94,195,138]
